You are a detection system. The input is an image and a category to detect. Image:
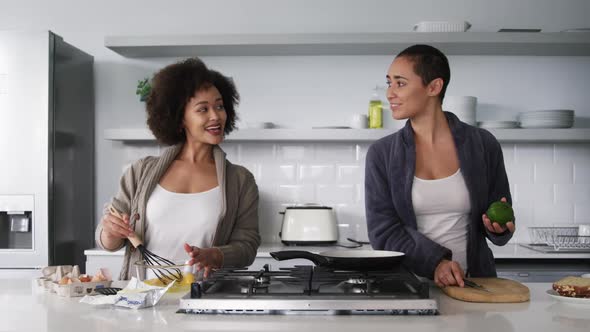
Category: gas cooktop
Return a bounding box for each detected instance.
[178,265,438,315]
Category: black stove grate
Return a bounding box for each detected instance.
[192,264,429,299]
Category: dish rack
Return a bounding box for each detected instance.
[528,227,590,251]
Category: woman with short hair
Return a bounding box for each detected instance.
[365,44,515,288]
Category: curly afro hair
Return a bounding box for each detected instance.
[146,58,239,146]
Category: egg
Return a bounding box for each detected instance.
[58,276,70,285]
[144,278,166,287]
[181,272,195,285]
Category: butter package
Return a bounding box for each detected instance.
[80,277,174,309]
[114,277,175,309]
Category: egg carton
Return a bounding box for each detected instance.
[53,280,113,297]
[31,277,112,297]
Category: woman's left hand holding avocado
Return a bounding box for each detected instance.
[482,197,515,234]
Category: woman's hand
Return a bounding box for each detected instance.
[183,243,223,278]
[434,259,465,288]
[482,197,516,234]
[100,211,133,249]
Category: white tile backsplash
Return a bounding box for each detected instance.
[574,164,590,184]
[238,162,260,179]
[278,144,314,161]
[219,142,239,160]
[534,162,574,184]
[276,184,315,203]
[121,141,590,244]
[355,143,371,162]
[259,163,297,183]
[574,203,590,224]
[314,144,356,162]
[555,184,590,204]
[257,141,587,243]
[500,144,516,164]
[238,143,277,162]
[258,202,283,243]
[533,202,575,225]
[316,184,357,205]
[299,164,335,183]
[555,144,590,165]
[504,162,534,186]
[515,144,555,164]
[337,165,363,182]
[515,184,554,204]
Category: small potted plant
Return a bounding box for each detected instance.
[136,77,151,102]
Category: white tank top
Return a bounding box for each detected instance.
[144,184,221,278]
[412,169,471,270]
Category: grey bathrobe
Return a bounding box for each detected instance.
[365,112,513,279]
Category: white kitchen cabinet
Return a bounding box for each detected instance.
[84,249,124,279]
[104,32,590,57]
[103,127,590,143]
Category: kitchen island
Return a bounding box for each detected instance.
[1,280,587,332]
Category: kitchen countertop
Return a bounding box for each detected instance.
[2,280,588,332]
[84,243,590,259]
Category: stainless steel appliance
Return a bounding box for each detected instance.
[0,30,94,275]
[279,205,338,245]
[178,265,438,315]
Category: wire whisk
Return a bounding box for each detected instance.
[108,205,183,284]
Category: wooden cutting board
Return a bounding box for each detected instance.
[441,278,530,303]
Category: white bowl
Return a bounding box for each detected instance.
[444,96,477,106]
[413,21,471,32]
[478,121,519,129]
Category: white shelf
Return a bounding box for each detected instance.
[103,128,387,142]
[104,32,590,57]
[104,128,590,143]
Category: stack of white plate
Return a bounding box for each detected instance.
[518,110,574,128]
[477,121,519,129]
[443,96,477,126]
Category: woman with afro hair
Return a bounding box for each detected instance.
[96,58,260,280]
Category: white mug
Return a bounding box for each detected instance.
[578,224,590,236]
[579,225,590,244]
[351,114,368,129]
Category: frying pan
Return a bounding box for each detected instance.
[270,249,405,270]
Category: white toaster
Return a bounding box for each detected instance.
[279,205,338,245]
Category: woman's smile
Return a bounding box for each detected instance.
[205,123,222,136]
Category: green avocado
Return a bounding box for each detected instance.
[486,201,514,225]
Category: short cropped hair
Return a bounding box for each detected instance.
[397,44,451,102]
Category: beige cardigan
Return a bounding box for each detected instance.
[95,144,260,280]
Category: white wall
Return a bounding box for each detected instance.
[1,0,589,246]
